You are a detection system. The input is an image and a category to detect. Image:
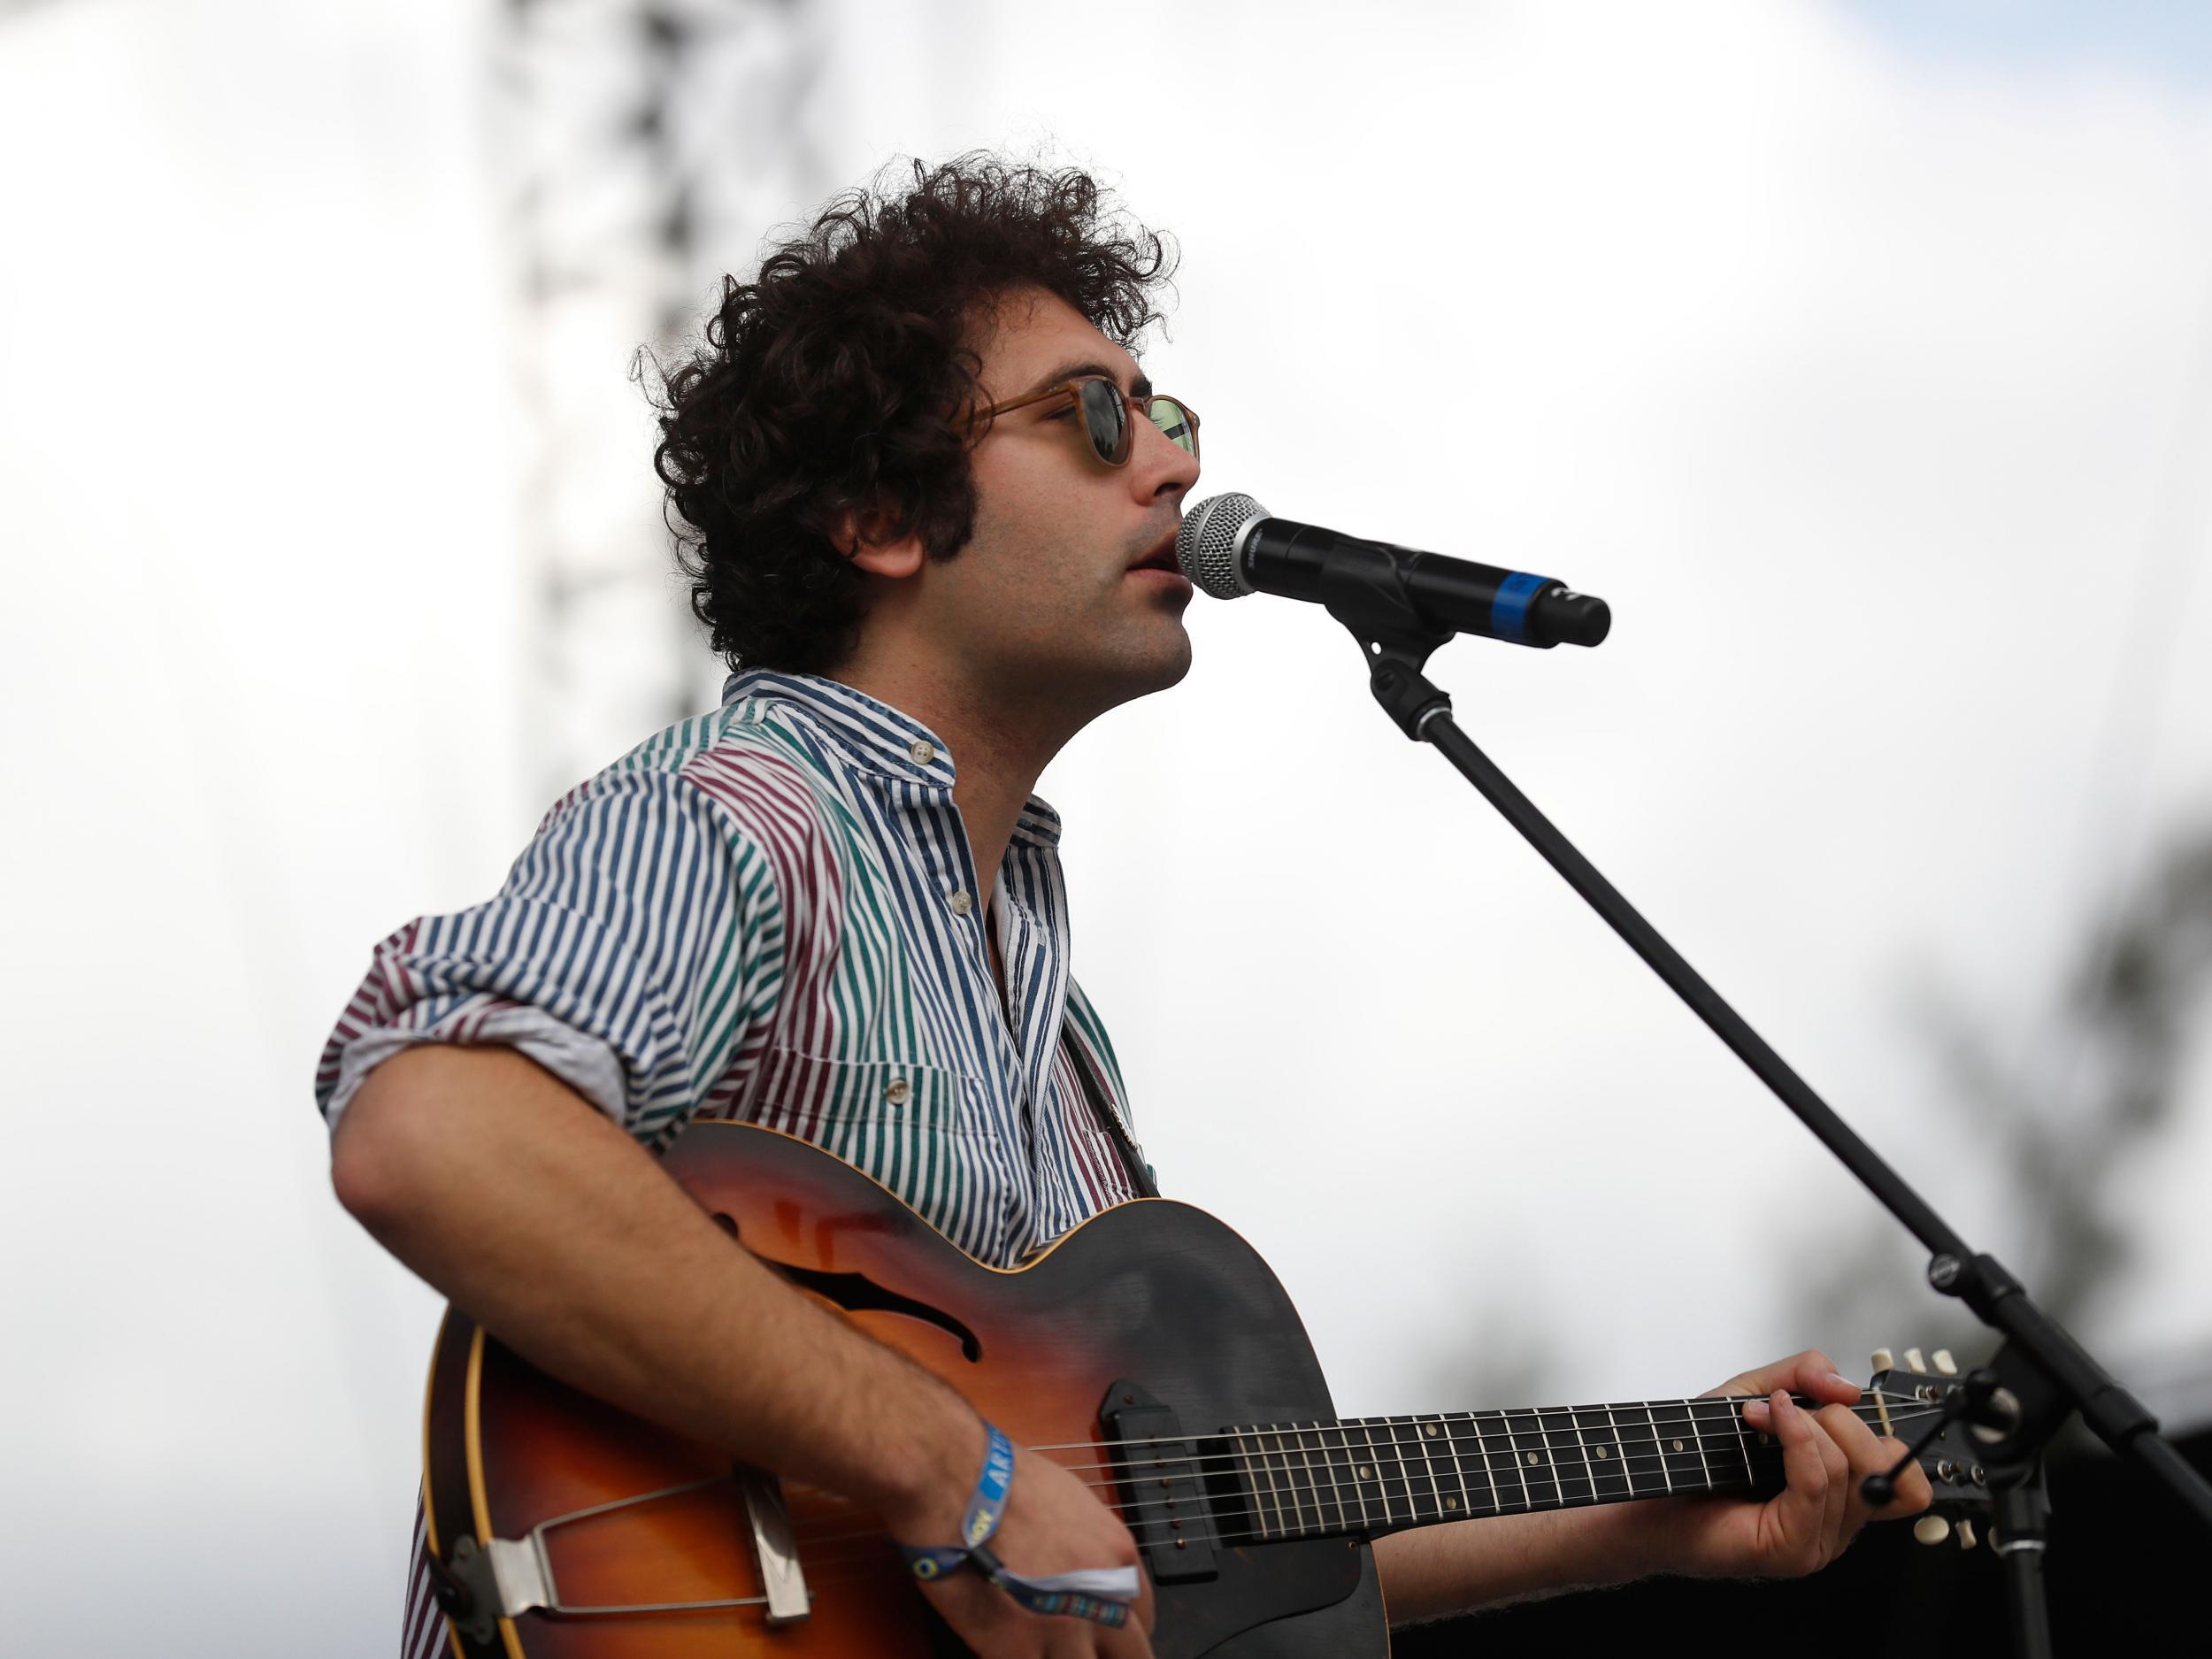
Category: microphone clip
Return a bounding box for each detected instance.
[1321,561,1455,740]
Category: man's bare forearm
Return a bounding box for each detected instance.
[1371,1502,1659,1626]
[329,1044,981,1532]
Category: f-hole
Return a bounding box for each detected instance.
[707,1212,982,1363]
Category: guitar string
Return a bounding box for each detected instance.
[1064,1419,1931,1539]
[1013,1391,1936,1461]
[768,1400,1949,1548]
[1027,1399,1945,1483]
[774,1420,1952,1584]
[766,1402,1954,1559]
[776,1436,1956,1578]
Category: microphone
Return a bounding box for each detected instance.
[1175,493,1610,649]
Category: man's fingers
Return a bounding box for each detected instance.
[1715,1348,1859,1409]
[1866,1436,1935,1517]
[1769,1390,1848,1571]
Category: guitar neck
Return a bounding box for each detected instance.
[1217,1396,1798,1543]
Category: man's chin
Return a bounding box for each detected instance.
[1104,636,1194,712]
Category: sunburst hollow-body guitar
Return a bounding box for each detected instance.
[423,1121,1988,1657]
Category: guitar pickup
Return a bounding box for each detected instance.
[1099,1380,1219,1584]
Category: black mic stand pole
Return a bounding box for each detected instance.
[1318,576,2212,1659]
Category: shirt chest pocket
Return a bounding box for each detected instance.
[749,1047,979,1136]
[743,1047,1010,1254]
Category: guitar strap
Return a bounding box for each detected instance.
[1065,1031,1159,1199]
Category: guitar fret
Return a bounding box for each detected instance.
[1538,1406,1594,1505]
[1354,1433,1389,1531]
[1263,1425,1295,1536]
[1379,1419,1412,1523]
[1295,1423,1332,1536]
[1702,1398,1759,1492]
[1686,1400,1748,1492]
[1565,1407,1601,1504]
[1601,1407,1655,1504]
[1537,1411,1564,1503]
[1652,1400,1708,1492]
[1396,1417,1440,1524]
[1397,1419,1428,1522]
[1381,1418,1415,1522]
[1331,1423,1370,1531]
[1248,1428,1285,1540]
[1686,1401,1716,1490]
[1297,1424,1337,1536]
[1504,1409,1558,1509]
[1262,1426,1289,1540]
[1289,1423,1322,1532]
[1266,1425,1304,1535]
[1495,1411,1532,1511]
[1431,1413,1473,1519]
[1729,1401,1758,1489]
[1230,1432,1260,1539]
[1640,1402,1672,1494]
[1475,1412,1504,1514]
[1420,1417,1448,1518]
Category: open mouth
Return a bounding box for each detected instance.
[1129,532,1183,575]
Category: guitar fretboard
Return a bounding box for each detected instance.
[1219,1399,1789,1540]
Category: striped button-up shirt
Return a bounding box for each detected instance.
[316,669,1152,1658]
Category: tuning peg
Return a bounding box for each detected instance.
[1913,1515,1952,1546]
[1955,1520,1978,1550]
[1870,1347,1895,1371]
[1904,1348,1928,1373]
[1932,1348,1957,1376]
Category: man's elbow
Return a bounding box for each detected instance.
[328,1053,446,1234]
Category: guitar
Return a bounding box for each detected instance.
[423,1121,1991,1657]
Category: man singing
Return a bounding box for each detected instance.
[319,153,1929,1658]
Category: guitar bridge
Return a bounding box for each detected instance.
[1100,1380,1221,1584]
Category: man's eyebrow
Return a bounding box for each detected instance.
[1024,358,1153,399]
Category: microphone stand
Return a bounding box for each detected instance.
[1318,577,2212,1658]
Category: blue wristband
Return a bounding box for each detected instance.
[896,1422,1140,1627]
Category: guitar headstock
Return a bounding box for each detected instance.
[1864,1345,1993,1548]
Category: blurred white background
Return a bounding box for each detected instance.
[4,2,2211,1652]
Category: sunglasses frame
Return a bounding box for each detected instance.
[969,375,1202,468]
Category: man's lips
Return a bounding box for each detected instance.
[1128,528,1183,574]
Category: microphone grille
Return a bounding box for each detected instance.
[1176,492,1269,599]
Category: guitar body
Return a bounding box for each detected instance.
[425,1121,1390,1658]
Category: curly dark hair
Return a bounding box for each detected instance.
[649,153,1179,673]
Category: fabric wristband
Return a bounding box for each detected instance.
[897,1422,1141,1626]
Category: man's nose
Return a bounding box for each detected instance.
[1129,417,1198,501]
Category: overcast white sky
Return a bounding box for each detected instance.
[4,2,2211,1653]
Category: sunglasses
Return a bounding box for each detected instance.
[971,375,1202,468]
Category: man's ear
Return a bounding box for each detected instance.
[832,503,926,580]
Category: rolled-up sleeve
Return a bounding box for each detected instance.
[314,766,785,1148]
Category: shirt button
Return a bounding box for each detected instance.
[884,1077,910,1108]
[908,740,936,764]
[949,889,973,917]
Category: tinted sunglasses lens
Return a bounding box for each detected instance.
[1148,397,1197,457]
[1077,378,1131,464]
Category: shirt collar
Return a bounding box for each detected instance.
[722,669,1064,850]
